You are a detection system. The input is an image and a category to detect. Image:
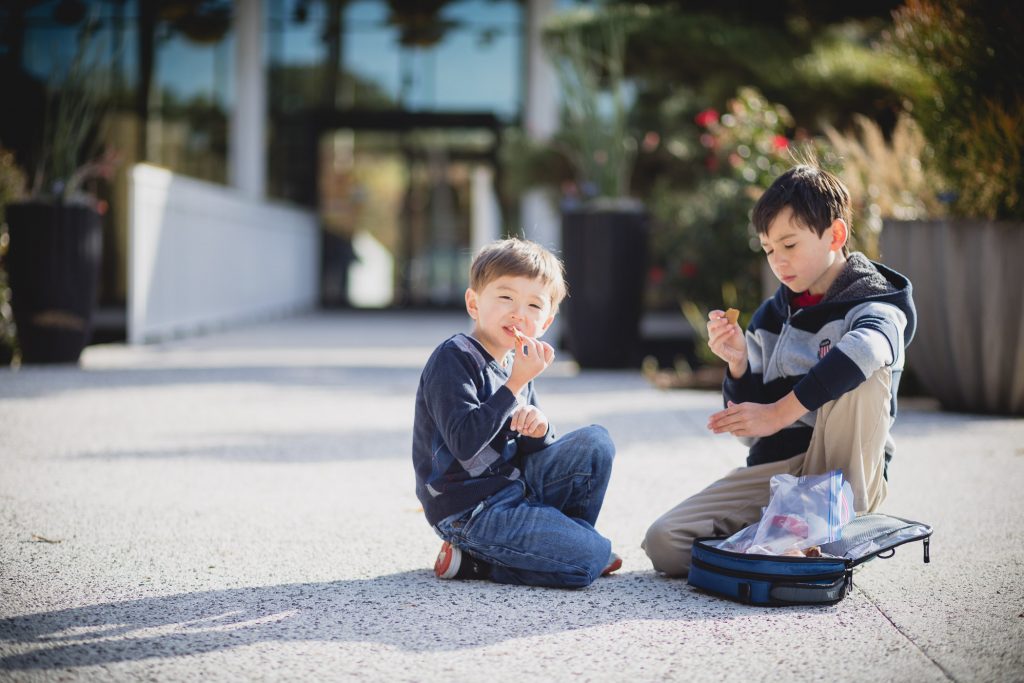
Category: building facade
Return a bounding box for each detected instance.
[1,0,567,339]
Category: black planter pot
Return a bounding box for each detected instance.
[6,202,102,364]
[561,204,650,368]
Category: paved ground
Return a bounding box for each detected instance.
[1,311,1022,682]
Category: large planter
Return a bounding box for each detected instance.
[880,219,1024,415]
[6,202,102,364]
[560,203,650,368]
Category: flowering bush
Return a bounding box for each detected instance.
[648,87,799,361]
[697,87,795,194]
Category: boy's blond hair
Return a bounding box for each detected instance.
[469,238,568,310]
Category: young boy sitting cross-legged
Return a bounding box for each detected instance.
[412,237,620,588]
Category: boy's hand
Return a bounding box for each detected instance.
[510,405,549,438]
[505,333,555,395]
[707,394,808,438]
[707,309,748,379]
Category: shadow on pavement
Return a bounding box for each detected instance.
[0,570,825,669]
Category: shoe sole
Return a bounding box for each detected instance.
[601,555,623,576]
[434,542,461,579]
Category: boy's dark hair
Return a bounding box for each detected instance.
[752,165,852,255]
[470,238,568,309]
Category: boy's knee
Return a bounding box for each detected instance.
[581,424,615,461]
[558,537,612,588]
[642,517,692,577]
[835,367,892,413]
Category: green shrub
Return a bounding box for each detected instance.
[0,146,27,360]
[649,87,793,342]
[886,0,1024,219]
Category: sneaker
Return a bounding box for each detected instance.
[434,541,462,579]
[601,552,622,576]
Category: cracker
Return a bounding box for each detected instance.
[725,308,740,325]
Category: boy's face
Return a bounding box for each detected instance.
[465,275,556,360]
[760,206,847,295]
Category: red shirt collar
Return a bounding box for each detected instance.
[791,291,824,309]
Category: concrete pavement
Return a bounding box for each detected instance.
[1,311,1022,682]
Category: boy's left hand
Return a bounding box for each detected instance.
[510,405,548,438]
[707,401,785,438]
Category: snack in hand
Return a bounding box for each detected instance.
[513,327,528,355]
[725,308,740,325]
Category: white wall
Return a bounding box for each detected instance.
[128,164,319,344]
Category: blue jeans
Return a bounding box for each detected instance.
[434,425,615,588]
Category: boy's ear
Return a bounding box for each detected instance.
[465,287,480,320]
[830,219,849,252]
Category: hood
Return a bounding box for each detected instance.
[769,252,917,346]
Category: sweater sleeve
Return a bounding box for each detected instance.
[793,302,907,411]
[421,346,519,463]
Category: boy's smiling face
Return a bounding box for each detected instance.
[761,206,848,296]
[465,275,555,362]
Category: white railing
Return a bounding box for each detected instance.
[128,163,319,344]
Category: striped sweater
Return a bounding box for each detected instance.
[724,253,917,468]
[413,333,556,527]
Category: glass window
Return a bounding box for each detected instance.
[266,1,520,307]
[267,0,522,118]
[146,2,234,184]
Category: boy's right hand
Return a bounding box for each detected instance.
[506,333,554,395]
[707,310,748,379]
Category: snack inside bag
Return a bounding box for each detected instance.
[719,470,855,556]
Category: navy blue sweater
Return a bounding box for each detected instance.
[412,333,556,526]
[725,254,916,468]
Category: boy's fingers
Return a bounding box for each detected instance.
[540,342,555,364]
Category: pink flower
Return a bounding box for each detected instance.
[694,108,719,127]
[772,135,789,150]
[642,131,660,152]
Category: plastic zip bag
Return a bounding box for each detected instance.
[719,470,855,556]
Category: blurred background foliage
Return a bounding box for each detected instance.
[885,0,1024,220]
[0,146,27,362]
[507,0,1022,351]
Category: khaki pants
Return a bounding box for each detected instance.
[642,368,892,577]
